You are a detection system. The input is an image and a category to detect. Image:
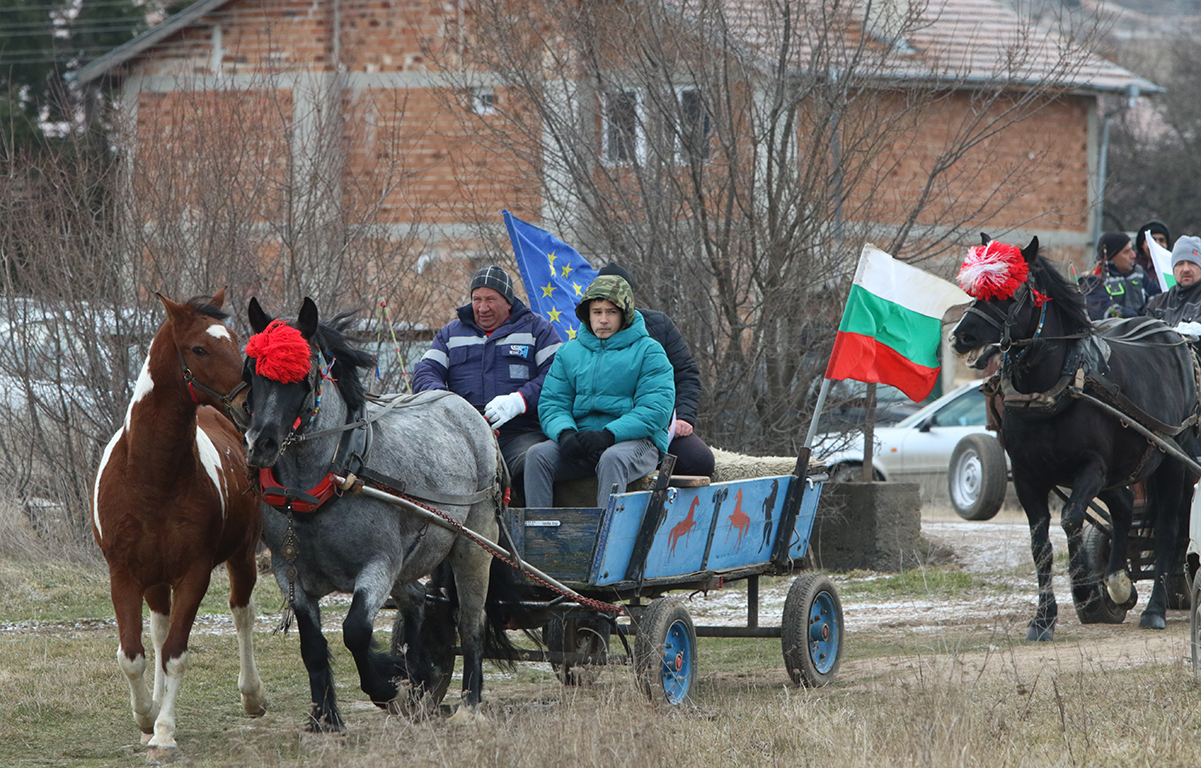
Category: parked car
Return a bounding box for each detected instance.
[809,380,925,432]
[814,381,1009,520]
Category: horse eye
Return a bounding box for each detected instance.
[192,346,208,356]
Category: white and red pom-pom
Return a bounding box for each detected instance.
[957,241,1029,301]
[245,319,312,383]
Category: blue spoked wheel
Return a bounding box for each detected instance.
[634,598,697,705]
[782,573,843,686]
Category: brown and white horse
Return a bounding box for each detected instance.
[92,290,265,762]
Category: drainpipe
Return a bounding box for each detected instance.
[1092,84,1141,247]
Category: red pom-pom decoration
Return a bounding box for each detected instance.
[245,319,312,383]
[956,241,1030,301]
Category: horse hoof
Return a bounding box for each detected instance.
[1105,571,1133,606]
[145,745,179,764]
[1026,618,1056,642]
[448,705,486,725]
[140,732,153,746]
[1139,612,1166,630]
[242,687,267,717]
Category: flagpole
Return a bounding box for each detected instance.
[803,378,833,448]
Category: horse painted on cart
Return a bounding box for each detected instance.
[951,236,1198,641]
[241,297,513,728]
[92,290,265,762]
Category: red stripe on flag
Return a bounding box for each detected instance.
[824,331,940,402]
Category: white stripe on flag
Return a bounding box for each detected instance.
[852,244,970,319]
[1146,236,1175,292]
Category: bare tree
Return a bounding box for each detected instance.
[422,0,1103,453]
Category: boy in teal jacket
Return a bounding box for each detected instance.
[524,275,675,508]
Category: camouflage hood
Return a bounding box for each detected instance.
[575,275,636,330]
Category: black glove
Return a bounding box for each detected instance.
[558,429,583,462]
[577,429,616,463]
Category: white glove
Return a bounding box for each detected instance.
[484,392,526,428]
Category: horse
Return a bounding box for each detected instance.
[240,296,511,729]
[951,235,1198,641]
[92,290,265,762]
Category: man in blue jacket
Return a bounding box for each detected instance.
[525,274,674,509]
[412,266,562,491]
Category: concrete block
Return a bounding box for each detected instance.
[809,482,921,572]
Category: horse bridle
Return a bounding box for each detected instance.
[961,282,1043,353]
[177,348,251,429]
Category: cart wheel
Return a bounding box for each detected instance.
[948,434,1007,521]
[782,573,843,686]
[543,614,611,686]
[1191,576,1201,682]
[634,598,696,705]
[1071,524,1129,624]
[390,601,454,709]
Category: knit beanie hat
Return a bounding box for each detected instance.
[469,265,514,304]
[1098,232,1131,261]
[1170,236,1201,270]
[597,262,636,290]
[1135,220,1170,254]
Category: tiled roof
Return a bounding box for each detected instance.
[76,0,1157,95]
[697,0,1159,93]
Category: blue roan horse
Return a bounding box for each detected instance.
[242,297,512,727]
[952,236,1198,641]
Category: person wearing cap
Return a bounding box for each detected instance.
[1082,232,1160,320]
[1134,220,1171,273]
[524,274,675,509]
[412,265,562,492]
[596,262,715,477]
[1147,236,1201,326]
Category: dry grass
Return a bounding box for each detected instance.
[1,500,1200,767]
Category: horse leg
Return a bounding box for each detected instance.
[1140,458,1188,629]
[1012,476,1057,641]
[144,567,211,761]
[343,563,407,708]
[388,579,437,714]
[227,546,267,716]
[446,531,493,723]
[110,570,159,736]
[1095,487,1135,607]
[143,583,170,726]
[290,591,343,732]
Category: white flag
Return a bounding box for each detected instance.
[1146,235,1175,292]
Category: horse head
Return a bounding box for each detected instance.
[242,297,375,469]
[241,296,323,469]
[156,288,248,419]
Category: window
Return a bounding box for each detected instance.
[676,88,711,163]
[472,88,497,115]
[603,90,642,164]
[931,388,987,428]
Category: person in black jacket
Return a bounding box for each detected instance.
[596,263,716,477]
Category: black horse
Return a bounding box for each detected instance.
[952,235,1198,641]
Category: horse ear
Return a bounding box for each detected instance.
[980,232,990,246]
[156,292,186,323]
[297,297,319,340]
[211,287,226,309]
[248,297,272,334]
[1021,236,1040,263]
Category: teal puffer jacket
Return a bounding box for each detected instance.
[538,310,675,456]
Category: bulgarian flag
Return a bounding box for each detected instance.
[824,244,970,402]
[1146,234,1175,292]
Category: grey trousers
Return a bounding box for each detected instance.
[524,437,659,508]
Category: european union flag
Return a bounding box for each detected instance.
[504,210,598,341]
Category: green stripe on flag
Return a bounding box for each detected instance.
[837,284,943,369]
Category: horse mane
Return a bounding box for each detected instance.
[310,311,376,413]
[1028,253,1091,335]
[186,295,230,322]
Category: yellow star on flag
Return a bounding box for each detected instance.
[573,282,583,296]
[562,264,573,278]
[547,307,562,323]
[567,326,577,340]
[541,282,556,298]
[547,251,557,274]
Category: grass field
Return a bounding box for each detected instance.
[2,503,1200,767]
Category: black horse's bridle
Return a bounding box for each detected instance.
[177,348,251,429]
